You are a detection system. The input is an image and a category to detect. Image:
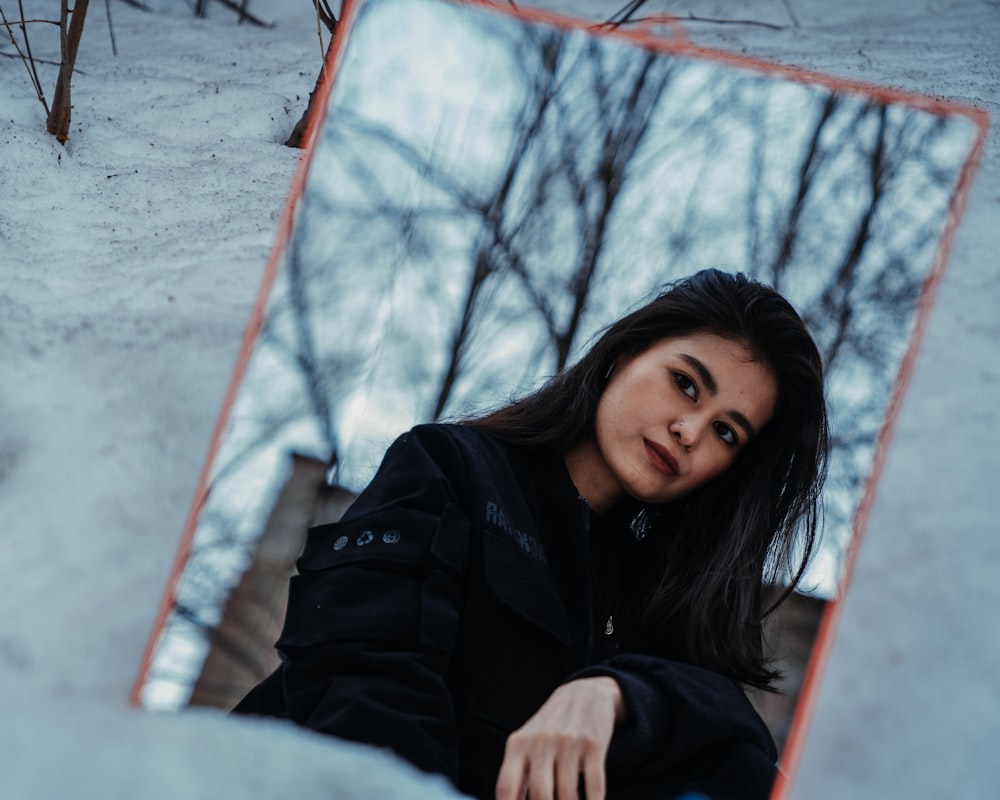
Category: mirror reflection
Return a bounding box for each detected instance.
[136,0,979,758]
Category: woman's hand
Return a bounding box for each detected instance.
[494,676,625,800]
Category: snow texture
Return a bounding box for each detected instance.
[1,0,997,797]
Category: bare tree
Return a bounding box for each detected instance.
[0,0,90,142]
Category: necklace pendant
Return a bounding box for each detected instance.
[604,615,614,636]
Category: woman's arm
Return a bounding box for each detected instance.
[569,655,778,799]
[573,654,776,772]
[494,656,776,800]
[271,428,474,782]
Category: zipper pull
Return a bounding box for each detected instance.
[604,615,614,636]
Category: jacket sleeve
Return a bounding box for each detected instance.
[272,427,472,783]
[571,654,777,786]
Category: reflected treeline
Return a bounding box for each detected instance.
[137,0,977,711]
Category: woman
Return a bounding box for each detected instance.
[234,269,829,800]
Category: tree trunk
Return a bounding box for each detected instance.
[47,0,90,143]
[286,25,339,148]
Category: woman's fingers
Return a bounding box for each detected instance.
[501,731,603,800]
[554,740,586,800]
[494,741,529,800]
[580,740,607,800]
[526,745,557,800]
[494,677,623,800]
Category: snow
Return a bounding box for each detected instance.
[1,0,997,797]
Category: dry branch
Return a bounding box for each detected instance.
[194,0,272,27]
[0,3,51,114]
[212,0,272,28]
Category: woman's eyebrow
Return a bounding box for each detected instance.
[728,411,756,440]
[679,353,757,439]
[679,353,717,394]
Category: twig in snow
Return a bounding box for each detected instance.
[194,0,273,28]
[781,0,801,29]
[16,0,43,82]
[105,0,117,56]
[604,3,786,32]
[313,0,337,33]
[215,0,271,27]
[0,2,51,114]
[0,48,74,68]
[604,0,651,28]
[681,14,786,31]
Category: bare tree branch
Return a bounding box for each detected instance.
[105,0,117,56]
[0,2,51,114]
[768,93,838,289]
[604,0,651,28]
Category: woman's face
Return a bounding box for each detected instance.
[578,333,777,510]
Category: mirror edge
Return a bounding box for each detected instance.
[770,101,989,798]
[128,0,365,708]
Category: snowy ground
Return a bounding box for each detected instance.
[1,0,997,797]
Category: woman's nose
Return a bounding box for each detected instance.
[670,418,697,447]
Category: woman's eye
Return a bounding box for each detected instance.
[714,422,738,447]
[674,372,697,399]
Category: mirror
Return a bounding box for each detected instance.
[133,0,984,767]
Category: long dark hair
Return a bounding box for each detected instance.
[467,269,829,688]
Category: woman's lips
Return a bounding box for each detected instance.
[644,439,679,477]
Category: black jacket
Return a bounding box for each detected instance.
[234,424,777,799]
